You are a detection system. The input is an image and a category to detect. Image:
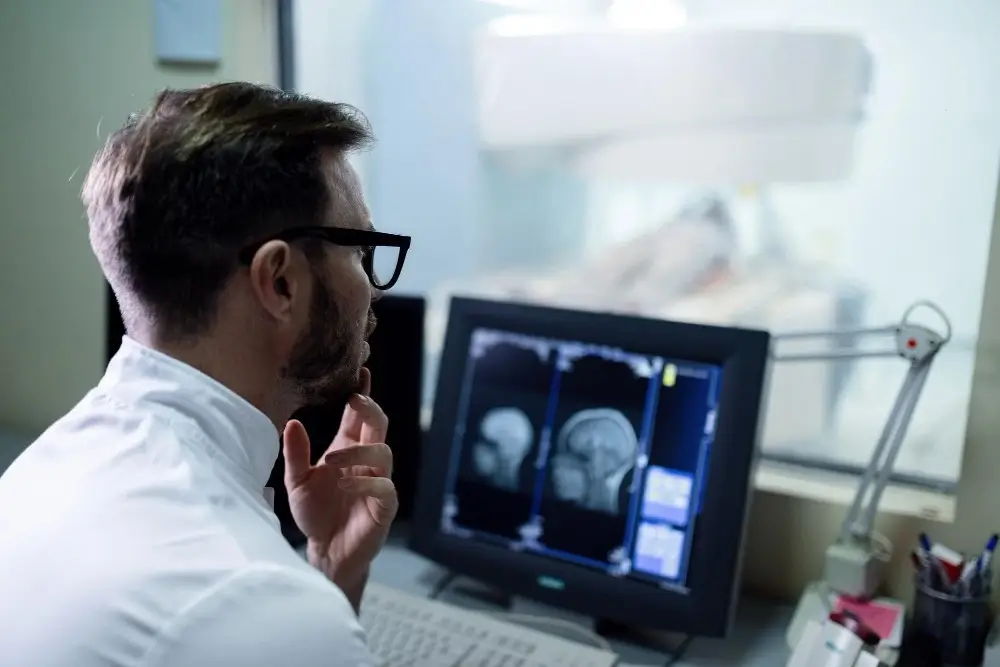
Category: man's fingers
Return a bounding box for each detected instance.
[282,420,312,487]
[335,369,384,444]
[359,367,371,397]
[324,442,393,476]
[337,475,399,524]
[350,393,388,445]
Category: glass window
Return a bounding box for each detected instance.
[293,0,1000,490]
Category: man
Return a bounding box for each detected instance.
[0,83,410,666]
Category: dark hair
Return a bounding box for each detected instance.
[83,82,374,340]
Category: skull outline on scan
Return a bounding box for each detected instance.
[471,407,535,491]
[550,408,638,514]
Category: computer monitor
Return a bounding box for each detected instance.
[410,297,770,638]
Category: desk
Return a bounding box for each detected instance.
[367,534,1000,667]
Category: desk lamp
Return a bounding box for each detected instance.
[780,301,951,665]
[775,301,951,598]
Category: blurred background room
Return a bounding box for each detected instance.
[1,0,999,603]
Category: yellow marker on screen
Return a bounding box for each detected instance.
[662,363,677,387]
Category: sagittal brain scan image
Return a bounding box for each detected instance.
[550,408,639,515]
[471,406,535,491]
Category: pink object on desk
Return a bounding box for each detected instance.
[833,597,904,644]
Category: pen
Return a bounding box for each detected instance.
[957,558,978,596]
[919,533,952,589]
[910,550,931,587]
[978,534,998,575]
[917,533,933,559]
[974,534,998,596]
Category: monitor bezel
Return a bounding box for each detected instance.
[410,296,770,637]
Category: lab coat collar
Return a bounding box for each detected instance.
[101,336,280,492]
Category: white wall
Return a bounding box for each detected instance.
[0,0,278,434]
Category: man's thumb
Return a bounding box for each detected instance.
[282,419,312,488]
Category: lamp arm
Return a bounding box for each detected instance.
[773,324,897,342]
[771,348,899,363]
[776,302,952,601]
[850,358,933,540]
[838,357,934,542]
[769,301,951,549]
[770,326,899,363]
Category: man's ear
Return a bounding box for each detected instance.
[247,240,303,322]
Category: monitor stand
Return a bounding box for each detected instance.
[440,576,514,610]
[430,571,694,662]
[592,618,694,662]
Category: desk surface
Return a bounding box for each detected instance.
[368,537,1000,667]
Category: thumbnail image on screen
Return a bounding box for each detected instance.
[440,328,722,591]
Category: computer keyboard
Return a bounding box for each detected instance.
[359,582,619,667]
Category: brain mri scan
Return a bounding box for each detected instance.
[471,407,535,491]
[550,408,639,514]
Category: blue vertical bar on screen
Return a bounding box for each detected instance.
[529,363,563,517]
[623,359,663,549]
[672,371,716,585]
[693,367,722,516]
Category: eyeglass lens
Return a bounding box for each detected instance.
[369,245,402,288]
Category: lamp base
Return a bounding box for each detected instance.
[825,538,886,600]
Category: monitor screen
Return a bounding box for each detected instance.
[412,298,770,637]
[444,328,719,591]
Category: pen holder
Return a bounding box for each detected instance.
[909,580,994,666]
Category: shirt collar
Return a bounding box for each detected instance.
[100,337,280,491]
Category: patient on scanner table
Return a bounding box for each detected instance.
[429,194,868,465]
[469,196,737,314]
[550,408,638,515]
[471,407,535,491]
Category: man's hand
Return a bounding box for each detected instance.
[282,368,398,611]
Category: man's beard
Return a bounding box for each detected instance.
[283,272,376,407]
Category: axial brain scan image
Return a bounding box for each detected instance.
[471,407,535,491]
[550,408,639,514]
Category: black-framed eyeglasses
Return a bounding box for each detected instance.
[239,226,411,291]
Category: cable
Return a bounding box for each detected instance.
[663,634,694,666]
[616,634,695,667]
[428,571,457,600]
[488,611,613,652]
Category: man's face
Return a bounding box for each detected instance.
[283,156,377,406]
